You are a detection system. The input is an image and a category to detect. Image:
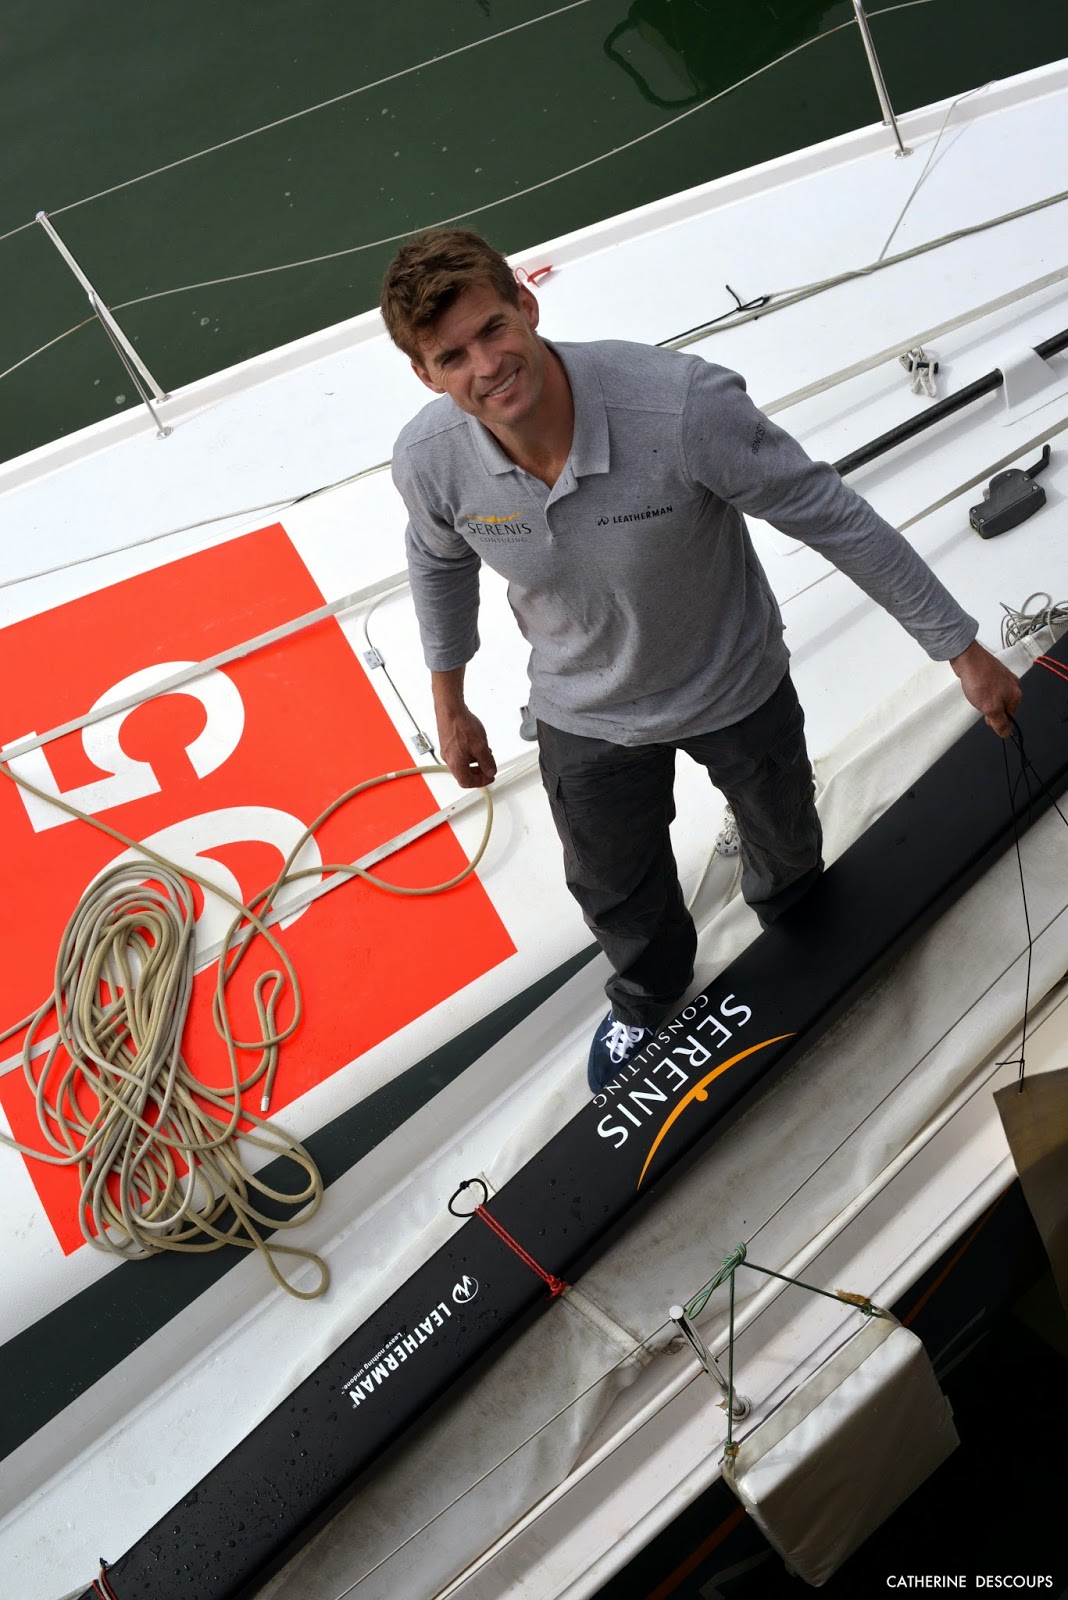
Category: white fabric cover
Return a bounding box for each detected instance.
[724,1321,959,1586]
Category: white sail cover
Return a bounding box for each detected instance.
[724,1320,959,1586]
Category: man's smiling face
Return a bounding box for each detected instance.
[411,281,547,433]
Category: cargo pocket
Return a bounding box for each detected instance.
[539,760,581,867]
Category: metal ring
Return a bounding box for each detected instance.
[447,1176,488,1217]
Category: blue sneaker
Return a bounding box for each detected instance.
[588,1011,651,1094]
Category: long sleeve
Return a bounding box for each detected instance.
[681,361,978,661]
[392,448,482,672]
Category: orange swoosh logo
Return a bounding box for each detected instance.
[466,510,525,523]
[636,1033,794,1189]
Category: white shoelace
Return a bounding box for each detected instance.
[715,806,740,857]
[603,1018,646,1063]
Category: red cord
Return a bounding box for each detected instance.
[515,264,553,287]
[474,1204,569,1297]
[1035,654,1068,683]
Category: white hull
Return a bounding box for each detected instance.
[1,52,1066,1600]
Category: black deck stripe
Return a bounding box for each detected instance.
[90,636,1068,1600]
[0,947,598,1461]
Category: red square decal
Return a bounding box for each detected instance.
[0,525,515,1252]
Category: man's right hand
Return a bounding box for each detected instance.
[438,707,497,787]
[431,667,497,787]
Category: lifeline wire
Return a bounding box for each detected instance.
[999,727,1035,1087]
[0,0,597,247]
[875,81,993,263]
[0,3,1024,397]
[4,247,1061,603]
[665,188,1068,349]
[0,460,394,593]
[675,712,1068,1430]
[108,17,866,313]
[324,1317,672,1600]
[0,0,937,255]
[0,756,493,1295]
[0,317,95,385]
[15,187,1061,403]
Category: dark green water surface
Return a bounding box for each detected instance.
[0,0,1065,464]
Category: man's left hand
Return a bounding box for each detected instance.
[950,639,1022,737]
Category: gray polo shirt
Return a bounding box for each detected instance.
[392,339,977,744]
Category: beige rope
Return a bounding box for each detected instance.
[0,760,493,1297]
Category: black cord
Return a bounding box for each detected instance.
[1000,722,1040,1089]
[659,285,772,346]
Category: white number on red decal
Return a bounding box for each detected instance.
[3,662,245,833]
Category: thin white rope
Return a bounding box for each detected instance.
[866,0,939,13]
[325,1320,672,1600]
[762,262,1068,417]
[39,2,597,226]
[0,458,392,595]
[109,18,864,312]
[0,0,939,255]
[0,2,945,385]
[670,188,1068,351]
[1000,593,1068,652]
[0,573,408,764]
[0,218,35,247]
[4,225,1059,617]
[0,317,94,384]
[0,751,538,1083]
[0,756,496,1293]
[876,81,994,263]
[0,23,862,384]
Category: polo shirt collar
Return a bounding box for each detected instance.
[464,338,610,478]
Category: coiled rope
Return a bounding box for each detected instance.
[0,757,493,1297]
[1000,592,1068,653]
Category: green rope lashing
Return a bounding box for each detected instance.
[684,1242,747,1320]
[725,1255,738,1457]
[680,1243,885,1465]
[743,1260,881,1319]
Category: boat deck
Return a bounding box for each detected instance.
[1,57,1067,1600]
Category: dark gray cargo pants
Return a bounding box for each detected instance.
[537,670,823,1028]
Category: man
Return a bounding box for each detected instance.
[381,228,1022,1092]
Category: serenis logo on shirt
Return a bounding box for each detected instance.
[464,510,533,538]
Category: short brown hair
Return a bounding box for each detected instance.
[380,228,519,360]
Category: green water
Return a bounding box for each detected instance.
[0,0,1065,465]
